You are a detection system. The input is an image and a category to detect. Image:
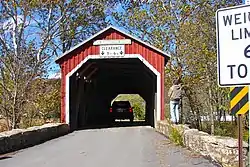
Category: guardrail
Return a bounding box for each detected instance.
[156,121,249,167]
[0,123,70,154]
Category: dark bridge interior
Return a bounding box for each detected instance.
[69,58,157,130]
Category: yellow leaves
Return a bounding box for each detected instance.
[28,0,59,5]
[27,78,60,120]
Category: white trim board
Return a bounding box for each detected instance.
[65,54,161,124]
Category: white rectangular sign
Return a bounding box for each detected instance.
[216,5,250,87]
[94,39,131,45]
[100,45,125,57]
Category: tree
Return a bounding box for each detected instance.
[0,1,50,129]
[174,1,240,133]
[0,0,118,129]
[111,0,241,134]
[22,78,60,127]
[37,0,117,55]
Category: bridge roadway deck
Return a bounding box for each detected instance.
[0,126,220,167]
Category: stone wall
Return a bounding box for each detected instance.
[0,123,70,154]
[156,121,249,167]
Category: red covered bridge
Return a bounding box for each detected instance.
[55,26,170,129]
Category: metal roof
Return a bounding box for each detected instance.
[55,25,171,63]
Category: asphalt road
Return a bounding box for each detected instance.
[0,126,220,167]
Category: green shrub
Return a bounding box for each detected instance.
[201,121,249,142]
[169,126,184,146]
[133,103,145,120]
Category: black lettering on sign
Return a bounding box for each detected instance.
[238,64,248,78]
[223,15,233,26]
[240,28,242,39]
[244,45,250,58]
[245,12,250,23]
[232,29,239,40]
[227,65,236,79]
[245,28,250,39]
[243,12,250,23]
[235,13,242,25]
[223,12,250,27]
[232,27,250,40]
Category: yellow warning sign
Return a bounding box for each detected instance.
[230,86,249,115]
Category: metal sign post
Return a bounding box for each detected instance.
[238,114,243,167]
[242,1,250,166]
[230,87,248,167]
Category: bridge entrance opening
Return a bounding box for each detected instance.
[69,57,158,130]
[55,26,169,131]
[111,94,146,122]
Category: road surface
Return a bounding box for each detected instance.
[0,126,220,167]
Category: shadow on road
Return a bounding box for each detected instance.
[77,120,149,131]
[0,156,12,160]
[0,151,17,160]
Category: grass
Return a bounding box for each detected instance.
[169,127,184,146]
[201,121,249,142]
[0,118,60,133]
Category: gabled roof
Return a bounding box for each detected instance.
[55,25,171,63]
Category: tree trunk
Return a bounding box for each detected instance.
[4,105,10,131]
[11,89,17,129]
[208,83,214,135]
[218,109,222,122]
[196,107,201,130]
[185,87,200,129]
[223,110,226,122]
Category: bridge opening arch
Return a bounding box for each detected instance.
[111,94,146,122]
[55,26,170,130]
[68,55,158,129]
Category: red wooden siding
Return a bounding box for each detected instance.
[58,30,164,74]
[58,28,166,122]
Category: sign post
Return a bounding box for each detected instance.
[216,3,250,167]
[230,87,248,167]
[242,1,250,167]
[238,114,243,167]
